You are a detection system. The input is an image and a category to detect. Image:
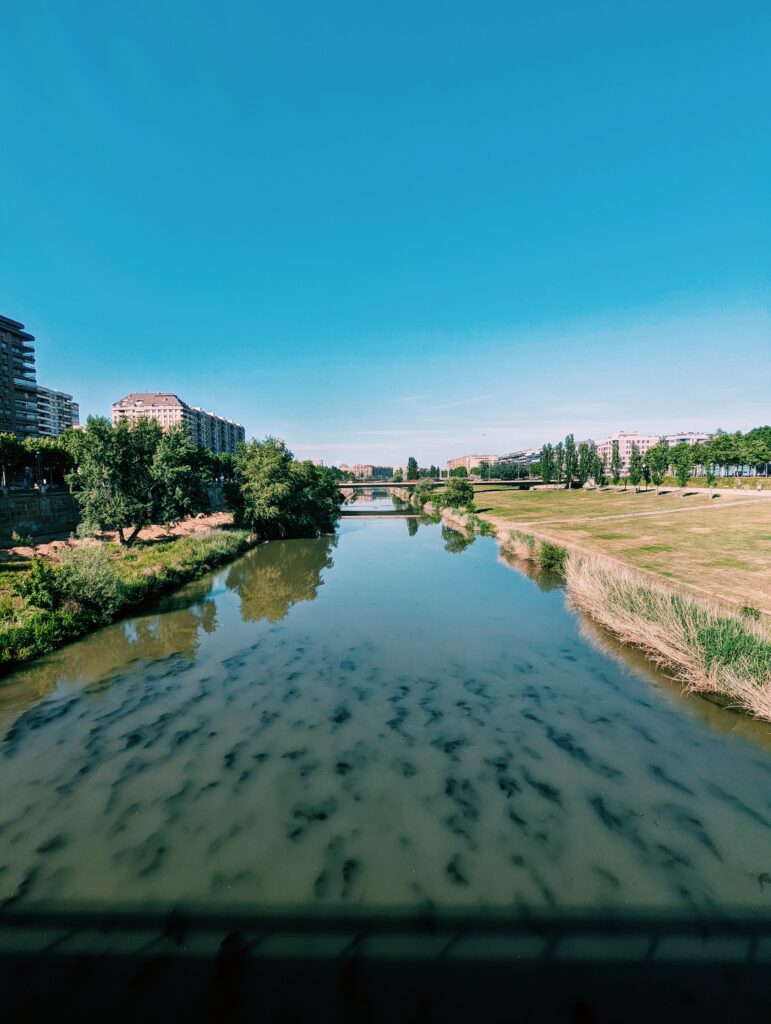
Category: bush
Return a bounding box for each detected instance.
[11,558,64,610]
[57,545,124,621]
[443,478,474,509]
[539,541,568,576]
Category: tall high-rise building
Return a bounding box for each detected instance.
[112,392,245,453]
[0,314,39,438]
[36,385,80,437]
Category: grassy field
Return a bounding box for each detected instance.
[473,486,771,616]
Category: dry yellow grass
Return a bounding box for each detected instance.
[475,486,771,615]
[564,554,771,722]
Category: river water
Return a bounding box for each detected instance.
[1,493,770,917]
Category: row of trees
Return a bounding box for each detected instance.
[537,426,771,490]
[2,419,342,547]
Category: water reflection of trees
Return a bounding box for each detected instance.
[442,526,476,554]
[225,535,336,623]
[0,579,218,717]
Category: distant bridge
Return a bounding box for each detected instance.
[338,479,541,490]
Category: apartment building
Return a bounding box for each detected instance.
[662,432,711,447]
[594,431,659,474]
[446,454,498,473]
[0,314,39,438]
[497,448,541,467]
[112,392,245,453]
[36,385,79,437]
[349,464,395,479]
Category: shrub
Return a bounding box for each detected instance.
[741,604,761,621]
[11,558,65,610]
[443,478,474,509]
[57,545,124,621]
[539,541,568,576]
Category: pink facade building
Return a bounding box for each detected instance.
[594,431,659,474]
[446,454,498,473]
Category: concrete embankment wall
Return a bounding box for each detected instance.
[0,482,229,543]
[0,489,79,543]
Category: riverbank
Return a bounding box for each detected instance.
[434,503,771,722]
[0,516,257,671]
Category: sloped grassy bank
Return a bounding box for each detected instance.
[497,527,771,723]
[0,529,256,671]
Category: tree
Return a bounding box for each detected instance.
[671,443,693,489]
[610,441,622,485]
[554,442,564,484]
[0,433,25,487]
[536,444,548,483]
[628,443,643,487]
[479,462,491,480]
[406,456,418,480]
[563,434,577,488]
[232,437,341,539]
[577,441,595,487]
[644,440,669,488]
[449,466,468,478]
[593,453,606,486]
[22,436,74,486]
[66,419,211,546]
[151,427,211,525]
[443,477,474,509]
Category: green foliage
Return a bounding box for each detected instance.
[593,453,606,486]
[412,480,435,508]
[406,456,418,480]
[554,441,564,483]
[0,433,25,485]
[628,443,643,486]
[0,530,253,669]
[644,440,669,486]
[610,440,622,485]
[538,541,568,576]
[577,441,595,487]
[741,604,761,621]
[22,436,74,484]
[232,437,341,539]
[11,558,63,610]
[66,419,211,545]
[563,434,577,488]
[449,466,468,478]
[670,443,693,488]
[540,443,554,484]
[443,477,474,509]
[57,546,124,620]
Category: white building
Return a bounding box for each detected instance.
[112,392,245,454]
[36,385,79,437]
[662,432,711,447]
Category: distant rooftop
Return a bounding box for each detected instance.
[113,392,186,408]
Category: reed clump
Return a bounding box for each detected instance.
[564,554,771,721]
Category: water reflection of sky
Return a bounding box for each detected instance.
[1,518,770,918]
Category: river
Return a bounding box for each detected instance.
[1,491,770,917]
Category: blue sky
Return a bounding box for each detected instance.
[1,0,768,465]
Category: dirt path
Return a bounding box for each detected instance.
[7,511,235,562]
